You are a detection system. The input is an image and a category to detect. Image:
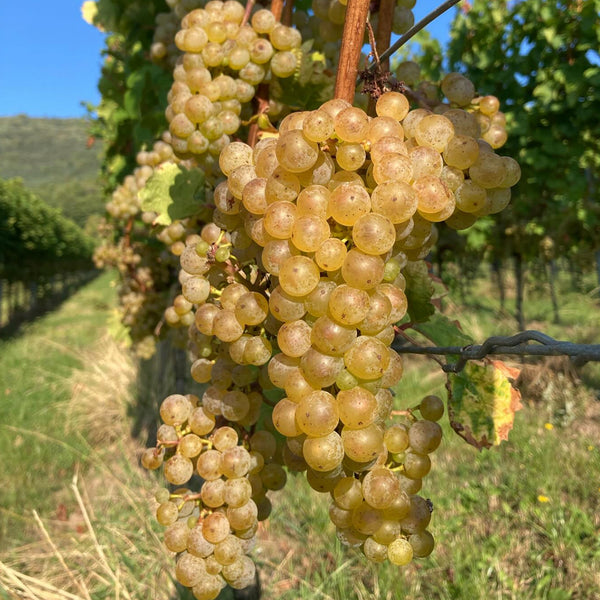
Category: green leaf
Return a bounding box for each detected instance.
[414,313,473,347]
[139,163,205,226]
[271,48,333,111]
[449,360,522,449]
[403,261,435,323]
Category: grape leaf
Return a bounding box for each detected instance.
[413,313,473,347]
[271,44,333,111]
[403,261,435,323]
[448,359,522,449]
[139,163,205,226]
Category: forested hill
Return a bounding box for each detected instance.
[0,116,105,227]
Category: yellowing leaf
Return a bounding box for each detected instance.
[81,1,101,29]
[449,358,522,449]
[139,163,205,226]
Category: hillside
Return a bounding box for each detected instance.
[0,116,106,226]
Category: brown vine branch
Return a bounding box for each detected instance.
[391,330,600,373]
[270,0,285,22]
[365,0,462,76]
[366,0,394,114]
[282,0,294,26]
[335,0,372,103]
[241,0,256,27]
[374,0,395,72]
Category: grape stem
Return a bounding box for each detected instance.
[402,85,437,109]
[247,88,270,148]
[335,0,372,102]
[241,0,256,27]
[270,0,285,21]
[364,0,463,76]
[282,0,294,26]
[373,0,394,72]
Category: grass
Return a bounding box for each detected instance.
[0,265,599,599]
[0,271,120,547]
[0,271,177,599]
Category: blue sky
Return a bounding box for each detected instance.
[0,1,457,119]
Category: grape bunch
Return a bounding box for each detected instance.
[396,62,512,151]
[142,391,288,598]
[165,0,303,159]
[151,0,206,66]
[94,138,201,357]
[142,86,520,584]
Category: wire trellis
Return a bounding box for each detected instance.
[391,330,600,373]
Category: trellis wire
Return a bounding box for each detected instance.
[391,330,600,373]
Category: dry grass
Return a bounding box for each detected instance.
[0,336,176,600]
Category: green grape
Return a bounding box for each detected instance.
[164,454,194,485]
[155,487,171,504]
[414,114,454,153]
[271,51,298,77]
[202,512,231,544]
[409,530,435,558]
[400,495,432,534]
[296,390,339,436]
[363,537,388,563]
[176,551,208,587]
[403,451,431,479]
[361,468,400,510]
[373,518,403,545]
[408,420,443,454]
[351,501,384,535]
[333,477,364,510]
[260,463,287,491]
[223,477,253,508]
[227,499,258,530]
[341,424,384,463]
[387,536,413,566]
[192,574,225,600]
[160,394,193,426]
[271,397,299,437]
[156,501,179,526]
[303,431,345,472]
[337,387,377,429]
[141,447,165,470]
[278,255,320,297]
[419,395,444,421]
[164,520,192,553]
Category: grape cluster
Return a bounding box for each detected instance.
[145,85,520,565]
[151,1,206,66]
[166,0,302,158]
[396,62,511,154]
[142,392,287,598]
[330,395,444,564]
[94,139,195,357]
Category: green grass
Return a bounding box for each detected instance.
[0,271,117,547]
